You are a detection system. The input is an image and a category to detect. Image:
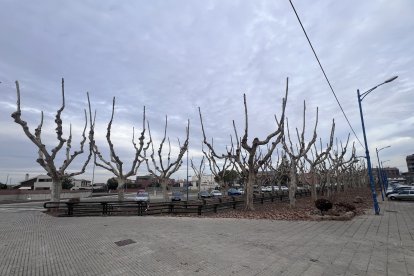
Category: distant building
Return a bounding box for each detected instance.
[17,175,92,190]
[135,175,174,188]
[372,167,400,180]
[71,179,92,190]
[18,175,52,190]
[406,154,414,173]
[191,174,217,191]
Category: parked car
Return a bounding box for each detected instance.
[171,191,184,201]
[227,188,242,196]
[272,186,288,191]
[386,186,413,197]
[388,190,414,201]
[135,192,150,202]
[237,188,245,195]
[261,186,273,192]
[210,190,223,197]
[198,191,211,199]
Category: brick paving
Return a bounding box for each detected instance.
[0,200,413,275]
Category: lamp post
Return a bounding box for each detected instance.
[375,145,391,200]
[381,160,390,187]
[357,76,398,215]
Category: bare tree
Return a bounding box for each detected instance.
[267,150,291,192]
[190,154,205,192]
[200,78,288,210]
[201,143,234,190]
[303,121,335,201]
[11,79,93,202]
[282,101,318,208]
[89,96,148,201]
[144,116,189,201]
[327,136,352,197]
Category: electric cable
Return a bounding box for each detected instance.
[288,0,365,149]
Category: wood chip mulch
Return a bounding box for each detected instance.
[173,188,375,221]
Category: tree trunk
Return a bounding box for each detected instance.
[117,178,125,201]
[288,166,297,208]
[289,162,298,208]
[311,183,317,201]
[244,172,255,211]
[161,179,170,201]
[50,178,62,202]
[326,173,331,198]
[219,179,225,190]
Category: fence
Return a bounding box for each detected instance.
[43,189,311,217]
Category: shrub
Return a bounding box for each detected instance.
[315,198,333,216]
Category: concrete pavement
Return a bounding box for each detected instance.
[0,200,413,275]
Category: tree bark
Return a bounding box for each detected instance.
[288,165,297,207]
[244,171,255,210]
[117,178,125,201]
[161,179,170,201]
[50,178,62,202]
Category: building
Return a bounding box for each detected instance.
[191,174,217,191]
[18,175,53,190]
[406,154,414,173]
[372,167,400,180]
[135,175,175,188]
[17,175,93,190]
[71,179,92,190]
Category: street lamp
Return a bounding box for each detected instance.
[381,160,391,183]
[357,76,398,215]
[375,145,391,200]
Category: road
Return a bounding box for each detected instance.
[0,192,200,213]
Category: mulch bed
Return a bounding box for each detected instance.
[173,187,374,221]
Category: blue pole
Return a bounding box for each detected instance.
[357,89,380,215]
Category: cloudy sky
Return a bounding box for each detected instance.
[0,0,413,184]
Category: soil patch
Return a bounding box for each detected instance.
[174,187,374,221]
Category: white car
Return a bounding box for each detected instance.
[210,190,223,197]
[261,186,272,192]
[135,192,150,202]
[237,188,245,195]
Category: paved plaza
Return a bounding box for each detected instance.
[0,200,413,276]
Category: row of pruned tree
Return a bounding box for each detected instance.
[12,78,368,209]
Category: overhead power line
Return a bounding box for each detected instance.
[288,0,365,149]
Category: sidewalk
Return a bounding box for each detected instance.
[0,199,413,275]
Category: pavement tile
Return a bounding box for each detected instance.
[0,200,414,275]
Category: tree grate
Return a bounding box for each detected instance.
[115,239,136,247]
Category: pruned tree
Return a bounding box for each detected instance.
[282,101,318,208]
[201,137,236,190]
[327,135,352,196]
[144,116,189,201]
[89,96,148,201]
[336,143,356,191]
[190,154,205,192]
[200,78,288,210]
[11,79,93,202]
[267,150,291,192]
[303,120,335,201]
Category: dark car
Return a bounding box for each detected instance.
[227,188,242,196]
[171,191,184,201]
[198,191,211,199]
